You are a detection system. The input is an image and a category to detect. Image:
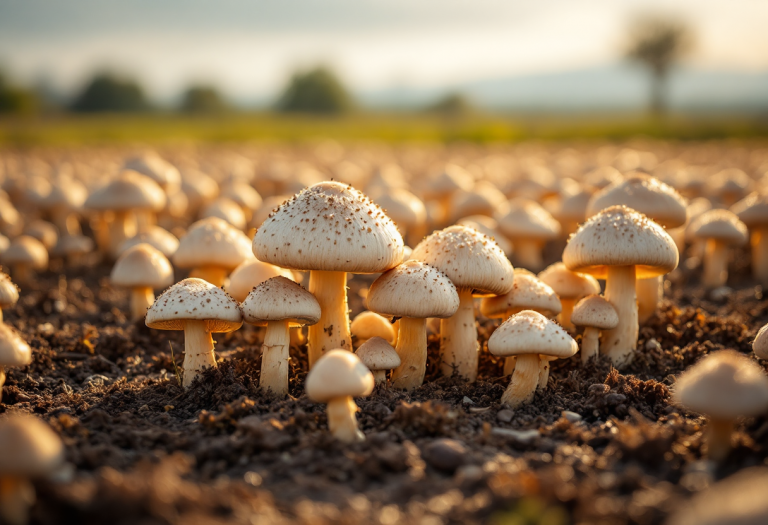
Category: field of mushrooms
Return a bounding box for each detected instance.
[0,142,768,525]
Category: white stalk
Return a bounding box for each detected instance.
[439,288,478,381]
[500,354,539,408]
[182,320,217,388]
[581,327,599,364]
[703,239,729,289]
[327,395,364,443]
[308,270,351,367]
[260,320,290,396]
[391,317,427,391]
[130,286,154,323]
[602,265,638,367]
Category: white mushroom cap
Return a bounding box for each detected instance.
[456,215,513,255]
[124,153,181,191]
[84,170,166,212]
[350,311,395,343]
[3,236,48,270]
[425,164,474,197]
[571,294,619,330]
[553,188,593,224]
[488,310,578,359]
[355,337,401,371]
[241,276,320,327]
[118,226,180,258]
[673,350,768,420]
[0,272,19,309]
[249,195,291,232]
[582,166,623,190]
[754,324,768,360]
[173,217,253,271]
[23,221,58,250]
[220,180,262,211]
[52,235,94,259]
[538,262,600,300]
[0,414,64,476]
[0,323,31,367]
[449,181,507,221]
[707,168,752,201]
[40,176,88,211]
[146,278,242,332]
[732,191,768,228]
[480,271,561,318]
[305,349,374,403]
[110,243,174,290]
[495,199,561,240]
[200,197,247,230]
[226,258,294,303]
[253,181,404,274]
[181,168,220,210]
[690,209,749,246]
[373,189,426,232]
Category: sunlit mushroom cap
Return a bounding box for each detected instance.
[538,262,601,300]
[690,209,748,246]
[173,217,253,271]
[220,180,262,212]
[754,324,768,360]
[23,221,58,251]
[672,350,768,420]
[3,236,48,270]
[732,191,768,228]
[226,259,294,303]
[200,197,247,230]
[145,278,242,332]
[582,166,623,190]
[0,414,64,476]
[450,181,507,221]
[554,188,593,223]
[350,311,395,343]
[84,170,166,212]
[305,349,374,403]
[571,294,618,330]
[480,270,561,318]
[40,176,88,211]
[495,199,561,240]
[563,205,678,279]
[241,276,320,327]
[52,235,93,259]
[181,168,220,210]
[355,337,401,371]
[0,323,31,367]
[707,168,752,201]
[118,226,179,258]
[488,310,578,359]
[124,153,181,191]
[254,181,404,273]
[456,216,513,255]
[425,164,474,197]
[0,272,19,309]
[374,189,426,232]
[111,243,174,290]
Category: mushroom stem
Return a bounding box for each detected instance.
[391,317,427,390]
[327,395,364,443]
[182,320,217,388]
[0,366,5,403]
[260,319,290,396]
[372,369,387,385]
[0,476,35,525]
[189,266,228,288]
[439,288,478,381]
[559,298,575,332]
[130,286,154,323]
[703,239,729,288]
[637,276,663,324]
[514,239,543,270]
[308,270,351,367]
[501,354,539,408]
[503,356,517,376]
[705,417,735,462]
[109,210,137,258]
[537,357,551,391]
[12,265,30,287]
[751,228,768,285]
[602,265,638,367]
[581,327,600,364]
[92,213,111,257]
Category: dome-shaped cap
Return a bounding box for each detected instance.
[226,259,294,303]
[53,234,93,258]
[0,414,64,476]
[350,311,395,343]
[425,164,473,196]
[732,192,768,228]
[450,182,507,221]
[111,243,174,290]
[374,189,426,231]
[496,199,560,240]
[480,270,561,318]
[305,349,374,403]
[181,168,219,208]
[254,181,404,274]
[40,177,87,210]
[571,294,618,330]
[554,188,593,223]
[457,216,513,255]
[0,272,19,309]
[124,153,181,191]
[690,209,748,246]
[146,278,242,332]
[488,310,578,359]
[582,165,623,190]
[118,226,179,258]
[84,170,166,212]
[173,217,253,271]
[673,350,768,420]
[708,168,752,199]
[753,324,768,360]
[355,337,401,371]
[220,180,262,212]
[23,221,58,250]
[241,276,320,327]
[0,323,31,367]
[200,197,247,230]
[563,205,679,279]
[411,225,514,296]
[367,260,460,319]
[3,236,48,269]
[538,262,601,300]
[249,195,291,231]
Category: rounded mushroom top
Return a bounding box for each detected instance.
[118,226,180,258]
[0,414,64,477]
[753,323,768,360]
[84,170,166,212]
[124,153,181,191]
[495,199,561,240]
[374,189,426,231]
[145,278,243,332]
[708,168,752,200]
[538,262,601,300]
[426,164,474,196]
[201,197,247,230]
[3,236,48,270]
[181,168,220,209]
[253,181,405,274]
[480,270,562,318]
[367,260,460,319]
[571,294,619,330]
[457,215,512,254]
[305,349,375,403]
[0,323,32,367]
[111,243,174,290]
[583,166,623,190]
[411,225,514,296]
[554,188,593,223]
[24,220,58,250]
[351,311,395,343]
[220,180,262,212]
[690,209,748,246]
[563,205,679,279]
[587,174,688,229]
[732,191,768,228]
[450,182,507,222]
[40,177,87,210]
[173,217,253,271]
[355,337,401,371]
[488,310,578,359]
[0,272,19,309]
[241,276,320,327]
[226,258,294,303]
[673,350,768,420]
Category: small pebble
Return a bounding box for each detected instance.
[562,410,582,423]
[423,438,467,473]
[462,396,474,405]
[490,427,539,444]
[496,409,514,423]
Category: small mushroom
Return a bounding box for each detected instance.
[374,189,427,247]
[305,349,374,443]
[110,243,174,322]
[690,209,748,289]
[538,262,600,331]
[200,197,247,230]
[226,258,294,303]
[457,215,513,256]
[571,295,618,364]
[351,311,396,346]
[0,324,31,402]
[22,221,58,252]
[732,191,768,285]
[495,199,560,271]
[355,336,400,385]
[754,323,768,360]
[2,236,48,287]
[0,272,19,323]
[118,226,180,258]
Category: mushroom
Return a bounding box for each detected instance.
[2,236,48,287]
[448,181,507,223]
[38,174,87,237]
[374,189,427,247]
[754,323,768,360]
[0,272,19,323]
[732,191,768,285]
[247,194,291,234]
[226,258,294,303]
[118,226,180,258]
[571,295,618,364]
[305,349,374,443]
[110,243,174,322]
[673,350,768,461]
[563,205,678,367]
[22,221,58,252]
[0,414,64,525]
[690,209,748,289]
[200,197,247,230]
[220,180,262,222]
[495,198,560,271]
[412,225,514,382]
[253,182,404,367]
[181,168,219,217]
[242,276,319,396]
[538,262,600,331]
[52,234,94,267]
[552,187,593,237]
[146,278,243,388]
[350,311,395,346]
[487,310,577,408]
[456,215,513,257]
[423,164,473,226]
[0,324,31,402]
[366,260,459,390]
[707,168,752,207]
[355,336,400,385]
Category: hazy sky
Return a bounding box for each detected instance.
[1,0,767,103]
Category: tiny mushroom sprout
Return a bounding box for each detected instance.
[563,205,678,367]
[571,294,618,364]
[305,349,374,443]
[241,276,320,397]
[366,260,459,390]
[118,226,180,259]
[731,191,768,285]
[0,414,64,525]
[355,336,400,385]
[754,323,768,360]
[2,236,48,287]
[351,311,395,346]
[495,198,560,271]
[110,243,174,323]
[412,225,514,382]
[0,324,31,402]
[538,262,600,332]
[690,209,748,289]
[253,181,404,367]
[146,278,243,388]
[226,258,294,303]
[673,350,768,462]
[487,310,577,408]
[0,272,19,323]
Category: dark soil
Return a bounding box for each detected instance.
[4,247,768,525]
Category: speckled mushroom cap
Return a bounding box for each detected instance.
[226,259,294,303]
[495,199,561,240]
[124,153,181,191]
[374,189,426,231]
[3,236,48,270]
[241,276,320,327]
[457,216,513,255]
[0,272,19,309]
[173,217,253,271]
[753,324,768,360]
[305,349,374,403]
[0,323,31,367]
[253,181,405,274]
[488,310,578,358]
[690,209,748,246]
[350,311,395,342]
[673,350,768,420]
[480,270,562,318]
[84,170,166,212]
[538,262,601,300]
[145,278,243,332]
[587,174,688,229]
[118,226,180,258]
[411,225,514,296]
[0,414,64,476]
[111,243,174,290]
[732,192,768,228]
[355,337,401,371]
[367,260,460,319]
[563,205,679,280]
[571,294,619,330]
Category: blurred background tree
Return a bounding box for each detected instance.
[426,92,474,116]
[625,16,693,116]
[180,85,229,113]
[0,70,40,114]
[70,73,150,112]
[276,67,354,114]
